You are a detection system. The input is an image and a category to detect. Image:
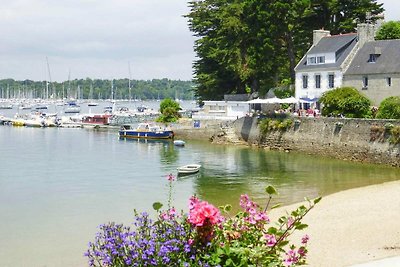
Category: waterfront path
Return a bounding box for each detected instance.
[271,180,400,267]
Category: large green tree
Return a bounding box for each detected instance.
[376,21,400,40]
[186,0,383,101]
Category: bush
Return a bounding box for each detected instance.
[156,98,181,123]
[376,96,400,119]
[259,118,293,135]
[320,87,371,118]
[85,176,320,266]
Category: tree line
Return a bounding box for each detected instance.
[186,0,384,100]
[0,78,195,100]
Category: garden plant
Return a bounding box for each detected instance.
[85,174,320,266]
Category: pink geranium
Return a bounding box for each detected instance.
[188,197,223,227]
[264,233,277,247]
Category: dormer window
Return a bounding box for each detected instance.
[307,55,326,65]
[368,54,378,63]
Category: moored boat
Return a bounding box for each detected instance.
[119,123,174,139]
[177,164,201,175]
[173,140,185,146]
[81,114,112,126]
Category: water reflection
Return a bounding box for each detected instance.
[186,142,400,210]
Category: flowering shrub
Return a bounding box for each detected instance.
[85,175,320,266]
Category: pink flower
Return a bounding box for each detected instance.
[188,199,223,227]
[301,234,309,244]
[167,173,175,181]
[284,249,299,266]
[264,234,277,247]
[287,217,294,228]
[298,247,307,257]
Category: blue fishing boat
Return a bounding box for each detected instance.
[119,123,174,139]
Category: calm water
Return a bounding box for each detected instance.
[0,124,399,267]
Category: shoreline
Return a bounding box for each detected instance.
[270,180,400,267]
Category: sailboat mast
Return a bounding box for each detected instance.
[128,62,132,102]
[46,56,53,99]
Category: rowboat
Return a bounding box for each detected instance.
[177,164,201,175]
[119,123,174,139]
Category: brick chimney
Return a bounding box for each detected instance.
[313,29,330,46]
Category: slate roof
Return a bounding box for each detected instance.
[295,33,357,71]
[345,39,400,75]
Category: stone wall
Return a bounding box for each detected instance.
[171,117,400,167]
[234,117,400,167]
[343,73,400,105]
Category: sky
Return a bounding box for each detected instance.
[0,0,399,82]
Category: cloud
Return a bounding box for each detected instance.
[0,0,195,81]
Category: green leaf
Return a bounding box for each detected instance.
[313,196,322,204]
[224,204,232,212]
[271,204,281,209]
[295,223,308,230]
[266,185,278,195]
[152,202,163,211]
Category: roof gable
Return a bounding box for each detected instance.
[295,33,357,71]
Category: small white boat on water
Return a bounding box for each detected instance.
[177,164,201,175]
[173,140,185,147]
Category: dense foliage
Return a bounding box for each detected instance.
[186,0,383,100]
[375,21,400,40]
[319,87,372,118]
[376,96,400,119]
[156,98,182,123]
[86,175,320,267]
[0,78,194,101]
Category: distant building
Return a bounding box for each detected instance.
[296,17,400,106]
[343,24,400,105]
[192,101,249,120]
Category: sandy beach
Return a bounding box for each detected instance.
[271,180,400,267]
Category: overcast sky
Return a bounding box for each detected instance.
[0,0,398,82]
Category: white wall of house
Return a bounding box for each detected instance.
[193,101,249,120]
[295,70,342,99]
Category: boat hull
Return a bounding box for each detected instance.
[119,130,174,139]
[177,164,201,174]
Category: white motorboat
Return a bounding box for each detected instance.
[177,164,201,175]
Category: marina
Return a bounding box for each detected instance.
[0,123,399,267]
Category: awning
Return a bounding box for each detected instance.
[247,97,299,104]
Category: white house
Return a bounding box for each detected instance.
[294,30,359,102]
[192,101,249,120]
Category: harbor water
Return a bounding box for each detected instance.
[0,109,399,266]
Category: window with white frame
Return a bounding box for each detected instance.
[307,55,326,65]
[302,75,308,89]
[307,57,316,65]
[328,74,335,88]
[315,74,321,89]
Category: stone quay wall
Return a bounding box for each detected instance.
[172,117,400,167]
[234,116,400,167]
